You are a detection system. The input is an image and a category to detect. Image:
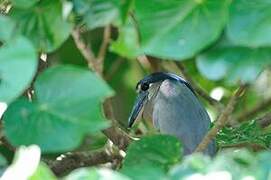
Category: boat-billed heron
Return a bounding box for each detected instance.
[128,72,215,156]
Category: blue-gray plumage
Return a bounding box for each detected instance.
[128,72,216,156]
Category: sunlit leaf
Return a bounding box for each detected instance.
[30,163,57,180]
[1,145,41,180]
[64,168,130,180]
[169,149,271,180]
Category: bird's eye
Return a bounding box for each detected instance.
[141,83,149,91]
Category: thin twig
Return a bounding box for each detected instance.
[97,25,111,73]
[102,98,131,150]
[220,142,266,151]
[49,150,122,176]
[105,58,125,81]
[71,26,131,151]
[194,85,246,153]
[71,28,100,74]
[0,122,15,151]
[0,136,15,152]
[174,62,222,110]
[237,97,271,122]
[137,55,165,72]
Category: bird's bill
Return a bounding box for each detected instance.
[128,91,148,128]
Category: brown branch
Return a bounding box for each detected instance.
[71,26,131,151]
[237,97,271,122]
[256,111,271,128]
[102,98,131,150]
[194,85,246,153]
[96,25,111,73]
[220,142,266,151]
[49,150,122,176]
[102,127,131,150]
[174,62,222,109]
[0,136,15,152]
[71,28,100,75]
[104,58,124,81]
[0,122,15,151]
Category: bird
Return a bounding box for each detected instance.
[128,72,216,156]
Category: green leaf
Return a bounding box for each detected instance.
[196,47,271,84]
[0,153,7,176]
[30,163,57,180]
[64,167,131,180]
[110,18,141,59]
[217,120,271,149]
[119,0,134,24]
[209,150,258,179]
[3,65,113,152]
[121,135,181,179]
[0,36,37,104]
[169,149,265,179]
[0,15,16,42]
[10,0,72,52]
[10,0,39,8]
[257,151,271,179]
[73,0,120,30]
[227,0,271,47]
[134,0,229,60]
[169,154,211,180]
[121,165,166,180]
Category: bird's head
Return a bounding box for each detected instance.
[128,72,193,128]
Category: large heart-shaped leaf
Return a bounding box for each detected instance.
[134,0,229,60]
[196,47,271,84]
[73,0,120,30]
[0,36,37,104]
[227,0,271,47]
[121,135,181,179]
[10,0,72,52]
[3,65,114,152]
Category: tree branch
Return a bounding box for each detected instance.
[174,62,222,110]
[71,28,100,75]
[49,150,122,176]
[96,25,111,73]
[71,26,131,151]
[0,122,15,152]
[256,111,271,128]
[104,58,124,81]
[237,97,271,122]
[194,85,246,153]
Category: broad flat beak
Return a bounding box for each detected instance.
[128,91,148,128]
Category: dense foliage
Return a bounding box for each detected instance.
[1,0,271,179]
